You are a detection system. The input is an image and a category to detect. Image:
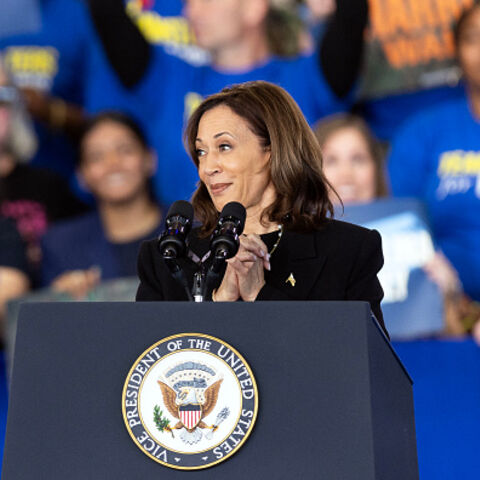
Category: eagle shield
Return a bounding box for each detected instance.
[179,404,202,430]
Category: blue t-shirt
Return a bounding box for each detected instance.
[388,92,480,300]
[41,210,164,286]
[84,0,207,148]
[362,84,465,141]
[84,0,208,127]
[87,46,346,205]
[0,0,91,179]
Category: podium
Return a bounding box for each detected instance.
[2,301,418,479]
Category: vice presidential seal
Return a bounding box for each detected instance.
[122,333,258,470]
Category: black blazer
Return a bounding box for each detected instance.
[136,219,387,337]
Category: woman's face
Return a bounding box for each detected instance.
[79,120,154,205]
[321,127,377,205]
[457,7,480,89]
[196,105,274,213]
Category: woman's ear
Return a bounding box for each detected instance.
[264,145,272,161]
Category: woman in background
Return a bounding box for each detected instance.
[315,113,480,337]
[388,3,480,304]
[41,111,164,299]
[314,114,388,205]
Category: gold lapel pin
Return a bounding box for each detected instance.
[286,273,296,287]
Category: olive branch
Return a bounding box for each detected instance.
[153,405,174,438]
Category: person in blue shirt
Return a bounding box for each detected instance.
[0,0,91,181]
[41,111,165,298]
[314,113,474,339]
[388,3,480,302]
[86,0,366,205]
[83,0,210,159]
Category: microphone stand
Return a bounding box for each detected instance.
[192,271,205,302]
[162,248,194,302]
[204,251,227,299]
[191,249,228,302]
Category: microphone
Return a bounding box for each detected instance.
[158,200,194,259]
[158,200,194,301]
[210,201,246,261]
[202,202,246,301]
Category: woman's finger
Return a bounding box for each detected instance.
[234,251,258,263]
[239,234,268,259]
[236,242,271,270]
[227,256,250,276]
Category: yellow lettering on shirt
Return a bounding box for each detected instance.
[126,3,195,46]
[438,150,480,176]
[4,47,59,78]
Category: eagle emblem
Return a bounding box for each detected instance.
[123,334,258,469]
[155,362,229,444]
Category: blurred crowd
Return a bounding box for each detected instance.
[1,0,480,345]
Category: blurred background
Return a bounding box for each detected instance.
[1,1,480,477]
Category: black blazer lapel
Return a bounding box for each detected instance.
[268,230,327,300]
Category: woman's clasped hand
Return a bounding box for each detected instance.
[214,234,270,302]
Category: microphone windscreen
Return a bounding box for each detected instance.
[219,201,246,233]
[166,200,194,222]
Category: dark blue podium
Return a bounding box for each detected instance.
[2,301,418,479]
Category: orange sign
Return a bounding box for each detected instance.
[368,0,474,68]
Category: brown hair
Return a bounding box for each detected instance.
[184,80,334,235]
[313,114,389,199]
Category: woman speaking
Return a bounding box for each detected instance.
[136,81,387,336]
